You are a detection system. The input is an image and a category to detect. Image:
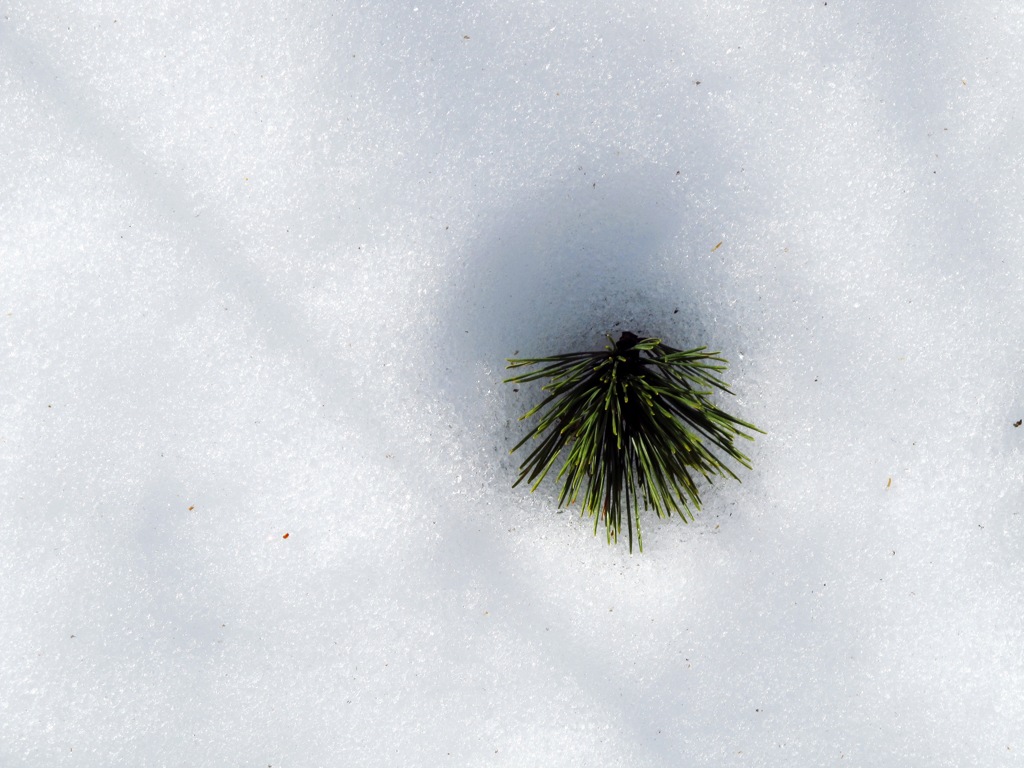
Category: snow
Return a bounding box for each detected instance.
[2,1,1023,765]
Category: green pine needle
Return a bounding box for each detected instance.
[505,331,763,552]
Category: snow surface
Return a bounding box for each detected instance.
[2,1,1023,765]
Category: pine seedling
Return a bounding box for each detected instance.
[505,331,762,552]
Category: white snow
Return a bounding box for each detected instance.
[2,1,1023,765]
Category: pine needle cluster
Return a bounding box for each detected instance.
[505,331,762,551]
